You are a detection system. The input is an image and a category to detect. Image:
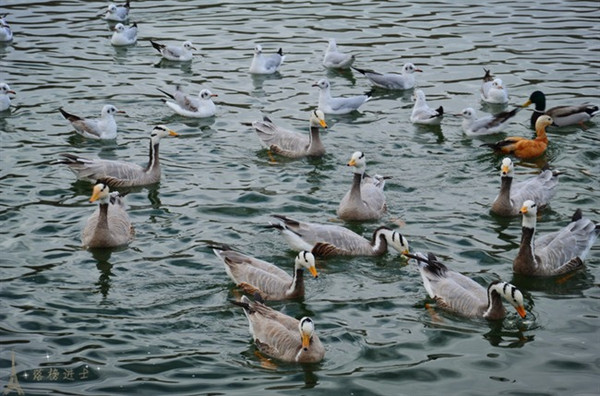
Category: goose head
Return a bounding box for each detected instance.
[309,109,327,128]
[199,89,218,100]
[374,227,409,254]
[347,151,366,174]
[312,78,330,90]
[487,280,527,319]
[298,317,316,351]
[520,200,538,229]
[150,125,178,144]
[295,251,318,278]
[403,63,422,74]
[500,157,514,178]
[89,183,110,203]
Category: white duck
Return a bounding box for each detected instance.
[410,90,444,125]
[157,86,217,118]
[249,44,285,74]
[352,63,422,90]
[111,22,137,46]
[514,200,599,276]
[337,151,387,221]
[150,40,196,61]
[322,38,355,69]
[59,105,125,140]
[312,78,371,115]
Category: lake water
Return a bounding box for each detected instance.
[1,0,599,395]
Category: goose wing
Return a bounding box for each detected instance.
[253,117,309,152]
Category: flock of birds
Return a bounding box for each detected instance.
[2,2,600,364]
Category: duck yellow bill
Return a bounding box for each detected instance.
[516,305,527,318]
[301,333,311,350]
[308,266,318,278]
[522,99,532,108]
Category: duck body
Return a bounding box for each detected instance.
[312,78,371,115]
[352,63,422,90]
[483,115,553,159]
[252,110,328,158]
[322,39,355,69]
[410,89,443,125]
[59,105,124,140]
[213,247,318,300]
[267,214,408,257]
[158,86,217,118]
[82,183,134,248]
[514,201,599,276]
[233,295,325,363]
[491,157,559,216]
[523,90,599,128]
[249,44,285,74]
[410,252,527,320]
[111,22,137,46]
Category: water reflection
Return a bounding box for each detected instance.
[90,248,114,299]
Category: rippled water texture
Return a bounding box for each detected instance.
[1,1,599,395]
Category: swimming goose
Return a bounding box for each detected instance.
[458,107,520,136]
[337,151,387,221]
[249,44,285,74]
[55,125,178,187]
[322,38,355,69]
[267,214,409,257]
[82,183,134,248]
[252,110,328,158]
[213,246,318,300]
[103,1,130,22]
[0,82,16,111]
[59,105,125,140]
[158,86,217,118]
[491,157,559,217]
[352,63,422,90]
[410,90,444,125]
[482,115,553,159]
[312,78,371,115]
[523,90,599,128]
[0,14,12,42]
[150,40,196,61]
[111,22,137,46]
[514,200,599,276]
[407,252,527,320]
[233,295,325,363]
[480,69,508,104]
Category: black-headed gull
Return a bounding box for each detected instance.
[312,78,371,115]
[322,38,355,69]
[249,44,285,74]
[352,63,422,90]
[111,22,137,46]
[0,14,12,42]
[0,82,16,111]
[150,40,196,62]
[103,1,130,22]
[59,105,125,140]
[410,90,443,125]
[480,69,508,104]
[157,86,217,118]
[458,107,520,136]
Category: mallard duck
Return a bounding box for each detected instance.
[82,183,134,248]
[514,200,599,276]
[249,44,285,74]
[252,110,328,158]
[523,90,599,128]
[213,246,318,300]
[458,107,520,136]
[103,1,130,22]
[407,252,526,320]
[312,78,371,114]
[352,63,422,90]
[267,214,409,257]
[337,151,387,221]
[480,69,508,104]
[491,157,559,216]
[150,40,196,62]
[482,115,553,159]
[59,105,125,140]
[158,86,217,118]
[322,38,355,69]
[55,125,178,187]
[233,295,325,363]
[410,90,444,125]
[110,22,137,46]
[0,82,16,111]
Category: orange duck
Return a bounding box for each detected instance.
[483,115,553,159]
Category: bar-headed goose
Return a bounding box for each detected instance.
[82,183,134,248]
[213,246,318,300]
[491,157,559,217]
[337,151,387,221]
[407,252,526,320]
[233,295,325,363]
[55,125,178,187]
[252,110,328,158]
[482,115,552,160]
[523,90,599,128]
[514,200,599,276]
[267,214,409,257]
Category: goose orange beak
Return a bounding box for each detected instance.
[516,305,527,318]
[308,266,318,278]
[301,333,311,350]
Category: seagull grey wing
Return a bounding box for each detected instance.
[329,96,368,113]
[324,52,353,68]
[180,94,199,112]
[368,73,405,89]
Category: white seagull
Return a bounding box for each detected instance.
[59,105,125,140]
[0,82,16,111]
[322,38,355,69]
[410,90,444,125]
[352,63,422,90]
[458,107,520,136]
[0,14,13,42]
[111,22,137,46]
[157,86,217,118]
[312,78,371,115]
[150,40,196,62]
[103,1,130,22]
[480,69,508,104]
[249,44,285,74]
